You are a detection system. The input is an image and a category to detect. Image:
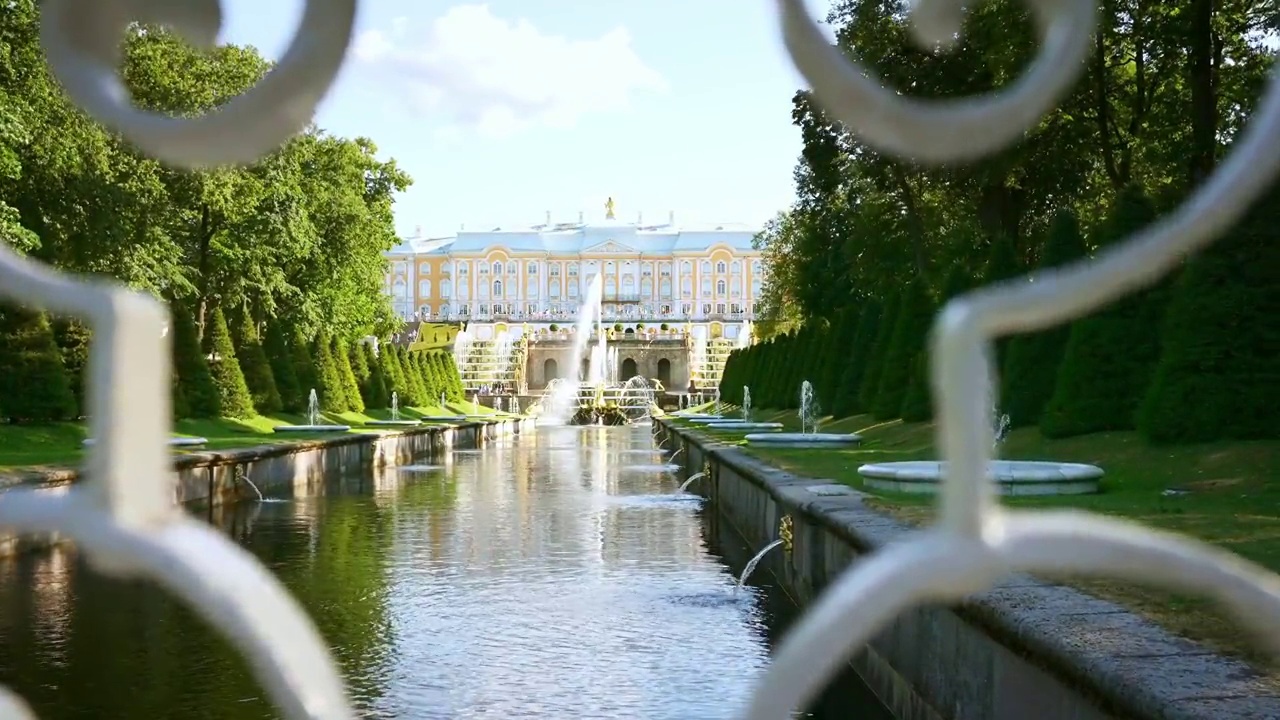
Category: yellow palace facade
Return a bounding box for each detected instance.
[383,199,765,345]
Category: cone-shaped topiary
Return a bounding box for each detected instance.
[442,352,466,403]
[816,306,855,411]
[311,331,348,413]
[857,294,898,414]
[830,301,881,418]
[349,340,371,385]
[900,268,975,422]
[331,336,365,414]
[202,307,255,419]
[233,312,282,415]
[0,305,77,423]
[1137,182,1280,443]
[171,303,220,418]
[873,281,933,420]
[361,343,390,409]
[289,329,320,403]
[1000,209,1089,428]
[983,232,1024,370]
[1042,184,1163,438]
[381,342,408,401]
[264,321,303,413]
[400,347,429,407]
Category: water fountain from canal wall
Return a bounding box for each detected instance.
[737,539,785,590]
[745,381,861,448]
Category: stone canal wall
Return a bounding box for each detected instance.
[657,418,1280,720]
[0,418,532,557]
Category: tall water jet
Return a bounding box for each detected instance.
[275,388,352,433]
[742,386,752,422]
[799,381,817,434]
[745,380,860,449]
[545,274,605,422]
[737,539,784,590]
[736,321,752,349]
[391,392,401,421]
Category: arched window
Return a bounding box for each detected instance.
[550,282,560,297]
[751,279,762,297]
[507,261,517,274]
[681,261,692,274]
[657,358,672,385]
[640,277,653,296]
[569,283,579,298]
[478,281,490,299]
[660,279,672,297]
[716,279,726,295]
[623,275,635,291]
[493,279,503,297]
[527,281,538,298]
[418,279,431,296]
[716,261,727,274]
[392,278,407,296]
[701,261,712,274]
[701,277,712,294]
[730,277,742,295]
[605,277,617,297]
[458,263,469,274]
[568,263,579,276]
[544,358,559,382]
[493,261,503,275]
[752,259,762,274]
[682,278,693,296]
[441,279,453,297]
[459,280,470,298]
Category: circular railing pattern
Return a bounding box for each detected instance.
[1,0,1277,718]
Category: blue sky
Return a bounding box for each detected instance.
[217,0,834,238]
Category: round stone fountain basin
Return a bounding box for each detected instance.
[674,413,722,421]
[746,433,861,449]
[690,417,742,425]
[365,419,421,427]
[273,424,352,433]
[419,415,469,422]
[857,460,1104,496]
[83,437,208,448]
[705,422,783,431]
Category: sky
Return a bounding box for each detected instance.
[216,0,835,239]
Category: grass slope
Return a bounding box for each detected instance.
[670,407,1280,669]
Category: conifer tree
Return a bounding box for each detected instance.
[983,233,1024,370]
[289,329,320,402]
[873,281,932,420]
[348,340,371,386]
[857,294,899,414]
[1042,185,1163,438]
[830,301,881,418]
[441,352,466,403]
[311,331,347,413]
[264,321,303,413]
[900,268,973,422]
[331,336,365,414]
[362,343,390,409]
[1000,209,1089,428]
[202,307,255,419]
[382,343,408,401]
[52,318,91,418]
[401,348,429,406]
[233,313,283,415]
[171,303,220,418]
[0,305,77,422]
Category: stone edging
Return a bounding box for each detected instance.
[660,419,1280,720]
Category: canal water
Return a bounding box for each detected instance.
[0,425,891,718]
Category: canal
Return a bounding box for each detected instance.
[0,425,891,718]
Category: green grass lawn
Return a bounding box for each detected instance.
[0,400,513,470]
[671,406,1280,669]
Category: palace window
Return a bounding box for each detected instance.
[418,279,431,296]
[681,261,692,274]
[660,262,671,277]
[419,262,430,273]
[716,303,726,315]
[478,281,489,299]
[419,305,431,317]
[730,278,742,295]
[550,283,560,297]
[661,304,672,315]
[701,261,712,274]
[492,261,503,275]
[642,262,653,276]
[701,278,712,294]
[751,279,762,297]
[392,278,407,296]
[640,277,652,296]
[659,279,671,298]
[716,279,727,295]
[752,259,762,274]
[493,280,503,297]
[731,303,742,314]
[607,261,617,272]
[623,275,635,291]
[527,303,538,315]
[681,303,692,316]
[528,263,538,274]
[479,264,489,275]
[459,263,468,274]
[568,263,578,276]
[459,304,470,315]
[569,283,579,298]
[440,304,450,316]
[441,279,453,297]
[605,278,617,297]
[702,303,712,314]
[479,304,489,315]
[716,261,727,274]
[507,261,517,274]
[550,264,561,276]
[459,280,470,298]
[731,261,742,274]
[682,278,693,296]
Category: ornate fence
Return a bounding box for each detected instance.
[0,0,1277,718]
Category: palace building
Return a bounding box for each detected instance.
[383,199,763,395]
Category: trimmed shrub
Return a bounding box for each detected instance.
[400,348,429,406]
[900,267,975,422]
[289,329,320,401]
[857,293,899,414]
[873,281,932,420]
[1042,184,1162,438]
[0,305,77,422]
[202,307,255,419]
[832,301,882,418]
[381,343,408,401]
[984,233,1024,370]
[51,318,91,418]
[331,336,365,414]
[1138,182,1280,443]
[1000,209,1088,427]
[171,303,220,418]
[441,352,466,402]
[361,343,390,409]
[233,313,282,415]
[264,321,303,413]
[311,331,348,413]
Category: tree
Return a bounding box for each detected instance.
[1000,209,1088,427]
[1042,185,1163,438]
[264,320,303,413]
[873,281,933,420]
[857,294,899,414]
[289,329,320,401]
[1137,183,1280,443]
[51,318,91,418]
[233,312,282,415]
[331,336,364,414]
[311,331,347,413]
[361,343,390,409]
[202,306,255,418]
[170,303,220,418]
[0,305,76,422]
[900,268,972,422]
[832,301,882,418]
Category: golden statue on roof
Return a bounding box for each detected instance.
[604,196,616,220]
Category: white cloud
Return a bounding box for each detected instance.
[352,4,668,139]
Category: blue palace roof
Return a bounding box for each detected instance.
[387,219,761,257]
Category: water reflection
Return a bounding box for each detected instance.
[0,426,781,719]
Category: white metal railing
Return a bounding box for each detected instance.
[743,0,1280,717]
[1,0,1277,718]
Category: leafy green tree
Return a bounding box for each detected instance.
[1138,184,1280,443]
[170,303,220,418]
[331,336,365,414]
[51,318,91,418]
[1000,209,1088,427]
[0,305,77,422]
[264,320,303,412]
[1042,185,1163,438]
[202,307,255,418]
[233,312,282,415]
